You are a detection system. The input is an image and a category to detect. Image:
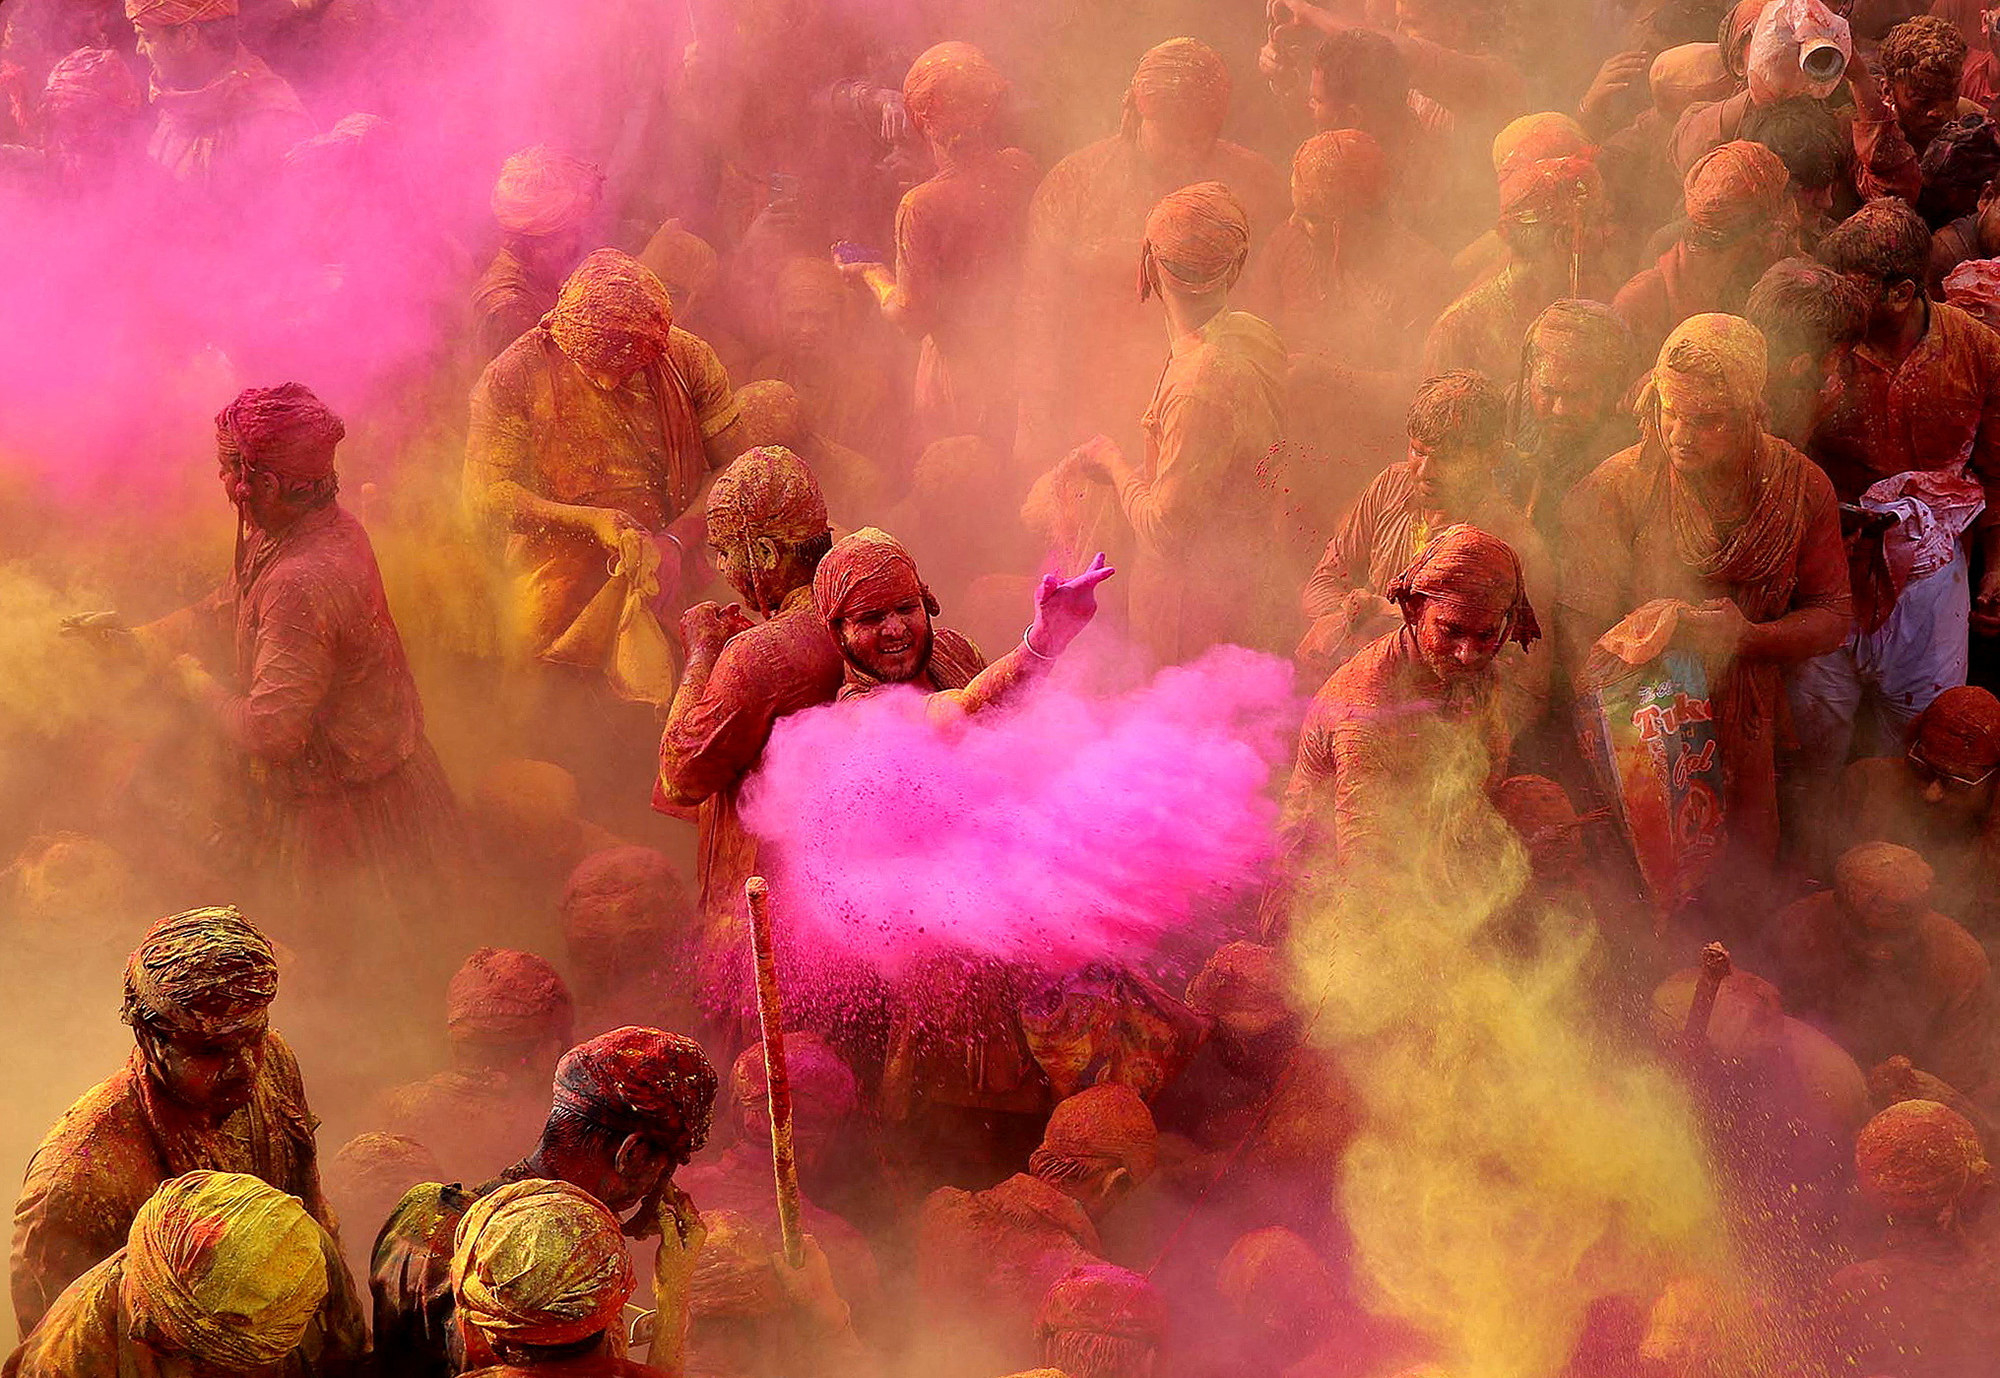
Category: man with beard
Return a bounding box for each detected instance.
[10,907,355,1338]
[124,0,312,189]
[1505,300,1638,542]
[1743,257,1869,450]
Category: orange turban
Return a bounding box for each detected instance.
[560,845,689,946]
[216,383,345,482]
[903,41,1008,145]
[1498,155,1602,225]
[492,145,603,238]
[1649,43,1732,117]
[1683,140,1789,240]
[1292,129,1387,222]
[452,1179,634,1347]
[1122,38,1230,139]
[445,947,573,1043]
[638,219,719,307]
[124,0,233,23]
[732,379,807,449]
[1033,1084,1158,1183]
[730,1032,860,1116]
[1036,1264,1166,1344]
[122,906,278,1039]
[1491,112,1592,176]
[1140,180,1250,301]
[1913,685,2000,778]
[552,1026,718,1160]
[1185,941,1289,1029]
[1387,524,1542,648]
[1651,312,1767,416]
[545,249,674,374]
[706,446,830,547]
[813,526,936,625]
[1856,1099,1991,1226]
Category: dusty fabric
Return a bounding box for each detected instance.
[1681,139,1789,240]
[1036,1263,1165,1344]
[1387,524,1541,648]
[1837,841,1936,909]
[10,1032,337,1338]
[903,42,1008,145]
[561,845,689,947]
[121,905,277,1038]
[1291,130,1388,222]
[491,145,602,237]
[1120,37,1230,140]
[1915,685,2000,775]
[1138,180,1249,301]
[145,46,313,188]
[1497,153,1602,225]
[1944,258,2000,330]
[1019,965,1207,1101]
[445,947,573,1042]
[1034,1083,1157,1181]
[1492,112,1592,176]
[124,0,231,22]
[638,220,719,306]
[122,1171,327,1367]
[1185,941,1288,1027]
[705,446,828,547]
[1670,87,1918,201]
[451,1179,634,1348]
[375,1069,546,1188]
[551,1026,718,1156]
[42,48,141,120]
[217,382,345,483]
[1650,311,1767,415]
[729,1033,860,1117]
[1649,43,1732,115]
[545,250,675,375]
[328,1132,439,1204]
[1856,1099,1991,1224]
[472,245,562,362]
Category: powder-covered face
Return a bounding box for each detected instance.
[1526,351,1617,450]
[1410,596,1511,682]
[835,594,933,683]
[142,1016,269,1120]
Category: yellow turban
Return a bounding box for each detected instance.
[121,1171,329,1368]
[452,1179,636,1348]
[1651,312,1767,416]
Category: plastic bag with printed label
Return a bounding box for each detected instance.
[1745,0,1850,102]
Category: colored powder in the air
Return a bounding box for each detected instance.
[739,644,1297,978]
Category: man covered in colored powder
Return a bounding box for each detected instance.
[1285,525,1543,868]
[449,1179,661,1377]
[465,248,749,685]
[1057,181,1291,665]
[371,1026,717,1378]
[811,526,1113,719]
[846,42,1039,448]
[1032,1264,1166,1378]
[4,1171,362,1377]
[915,1084,1158,1378]
[474,146,605,363]
[1559,313,1851,874]
[11,907,355,1339]
[655,448,843,950]
[1504,300,1638,543]
[70,384,459,956]
[1017,38,1286,479]
[124,0,312,189]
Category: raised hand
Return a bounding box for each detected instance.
[1026,552,1116,659]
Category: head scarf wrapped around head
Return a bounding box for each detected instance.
[707,446,830,547]
[492,145,603,238]
[1216,1226,1334,1323]
[327,1132,440,1204]
[731,1032,860,1116]
[689,1210,785,1319]
[123,906,278,1039]
[1944,259,2000,332]
[1913,685,2000,777]
[1835,841,1935,912]
[1139,180,1249,301]
[1037,1263,1166,1343]
[1498,153,1603,226]
[732,379,807,449]
[1683,140,1790,240]
[1032,1083,1158,1184]
[545,249,674,373]
[452,1179,634,1347]
[122,1171,328,1367]
[813,526,936,625]
[560,845,690,946]
[445,947,573,1044]
[1856,1099,1992,1227]
[43,48,142,121]
[1121,37,1230,140]
[1387,524,1541,648]
[552,1026,718,1161]
[1648,312,1767,418]
[903,42,1008,148]
[1492,112,1592,176]
[1185,942,1289,1029]
[1494,774,1581,835]
[1649,43,1732,117]
[124,0,233,24]
[1292,129,1387,223]
[216,383,345,482]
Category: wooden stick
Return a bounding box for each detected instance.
[745,876,804,1268]
[1681,942,1732,1052]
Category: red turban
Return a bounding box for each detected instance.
[1292,130,1387,222]
[1856,1099,1991,1226]
[1913,685,2000,778]
[903,41,1008,146]
[730,1032,860,1116]
[215,383,345,482]
[124,0,233,24]
[812,526,936,625]
[1493,774,1581,835]
[1683,140,1790,240]
[42,48,142,120]
[545,249,674,374]
[1032,1083,1158,1183]
[552,1026,718,1161]
[706,446,830,547]
[560,845,690,945]
[1036,1264,1166,1344]
[492,145,604,238]
[1387,524,1542,648]
[1122,37,1230,140]
[445,947,573,1044]
[1140,180,1250,301]
[122,906,278,1039]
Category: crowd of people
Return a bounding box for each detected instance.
[13,0,2000,1372]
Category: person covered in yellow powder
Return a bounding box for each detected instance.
[449,1178,662,1377]
[4,1170,362,1377]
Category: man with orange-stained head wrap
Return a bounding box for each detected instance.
[1822,1099,2000,1378]
[1056,181,1290,666]
[1016,39,1286,492]
[375,948,577,1186]
[1213,1227,1428,1378]
[1612,140,1797,361]
[10,907,354,1341]
[560,845,697,1037]
[1559,314,1850,877]
[448,1178,660,1376]
[1284,524,1542,869]
[1840,685,2000,934]
[465,249,750,694]
[372,1026,718,1378]
[473,145,604,362]
[124,0,312,188]
[845,42,1039,449]
[915,1084,1158,1378]
[1032,1264,1164,1378]
[4,1170,362,1378]
[726,381,885,536]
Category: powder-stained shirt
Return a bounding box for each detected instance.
[146,46,315,189]
[10,1034,338,1337]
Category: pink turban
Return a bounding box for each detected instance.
[42,48,142,121]
[492,145,604,238]
[216,383,346,481]
[124,0,233,24]
[730,1032,860,1116]
[1140,180,1250,301]
[1387,524,1542,648]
